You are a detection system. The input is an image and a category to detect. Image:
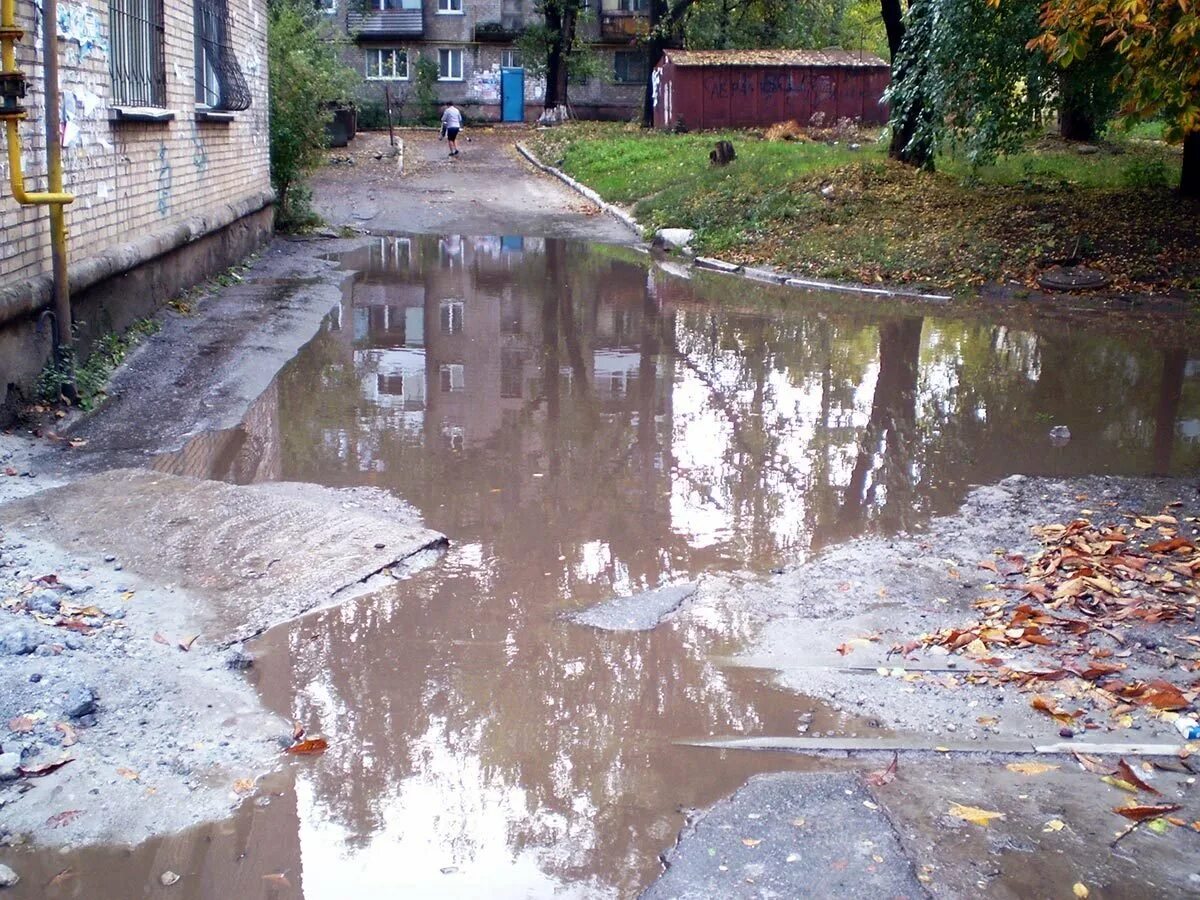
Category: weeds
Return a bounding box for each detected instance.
[37,318,160,411]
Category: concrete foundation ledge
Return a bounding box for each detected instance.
[1,190,276,422]
[0,189,275,328]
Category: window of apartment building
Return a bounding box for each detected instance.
[500,49,523,69]
[317,0,336,12]
[438,48,464,80]
[439,365,465,393]
[366,48,409,80]
[194,0,253,109]
[109,0,167,107]
[613,49,647,84]
[440,300,465,334]
[618,0,648,11]
[437,0,463,13]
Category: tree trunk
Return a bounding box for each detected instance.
[885,0,933,169]
[880,0,905,58]
[641,0,667,128]
[1058,69,1096,141]
[1183,130,1200,198]
[544,7,564,109]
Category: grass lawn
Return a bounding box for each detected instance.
[526,122,1198,294]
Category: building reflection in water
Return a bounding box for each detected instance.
[147,234,1200,898]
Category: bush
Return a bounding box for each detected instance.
[1121,157,1170,189]
[413,58,440,126]
[268,0,355,230]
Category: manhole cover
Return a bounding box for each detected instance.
[1037,265,1111,292]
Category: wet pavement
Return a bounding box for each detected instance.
[3,233,1200,898]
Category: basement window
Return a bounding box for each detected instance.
[194,0,253,111]
[109,0,167,107]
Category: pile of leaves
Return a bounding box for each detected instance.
[896,506,1200,732]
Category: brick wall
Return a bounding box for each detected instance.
[0,0,271,293]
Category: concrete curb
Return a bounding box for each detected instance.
[514,140,955,305]
[514,142,642,237]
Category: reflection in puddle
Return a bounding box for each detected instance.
[32,235,1199,898]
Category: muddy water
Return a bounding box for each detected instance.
[14,235,1200,899]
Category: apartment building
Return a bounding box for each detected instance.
[330,0,649,121]
[0,0,271,414]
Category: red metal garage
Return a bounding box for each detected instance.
[652,49,891,131]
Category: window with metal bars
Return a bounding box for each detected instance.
[194,0,252,110]
[109,0,167,107]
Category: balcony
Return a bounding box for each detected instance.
[474,20,522,42]
[348,8,423,39]
[600,10,649,41]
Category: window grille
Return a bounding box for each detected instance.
[109,0,167,107]
[195,0,252,110]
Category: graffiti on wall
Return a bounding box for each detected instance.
[702,71,839,104]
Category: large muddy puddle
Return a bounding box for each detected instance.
[12,235,1200,898]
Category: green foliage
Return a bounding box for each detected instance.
[268,0,354,230]
[413,57,441,126]
[887,0,1117,168]
[37,319,160,410]
[1121,156,1171,189]
[685,0,887,58]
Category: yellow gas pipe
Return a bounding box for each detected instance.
[1,0,72,204]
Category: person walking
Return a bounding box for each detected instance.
[440,103,463,157]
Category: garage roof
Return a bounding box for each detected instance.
[665,49,889,68]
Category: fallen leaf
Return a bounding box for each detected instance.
[1148,817,1171,834]
[1073,884,1089,898]
[161,870,181,886]
[233,778,255,795]
[1113,802,1182,822]
[977,715,999,726]
[116,767,139,781]
[55,722,77,746]
[178,634,198,652]
[284,738,328,755]
[46,809,83,828]
[741,838,762,847]
[1101,775,1140,793]
[20,756,74,777]
[1006,762,1060,776]
[1043,819,1066,832]
[866,753,898,787]
[1115,759,1160,795]
[948,803,1005,826]
[8,715,35,734]
[1149,537,1194,553]
[153,632,169,645]
[46,868,75,888]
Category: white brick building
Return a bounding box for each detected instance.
[0,0,272,412]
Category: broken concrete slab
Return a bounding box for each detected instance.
[568,583,698,632]
[642,772,924,900]
[0,468,446,644]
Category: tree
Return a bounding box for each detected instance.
[1027,0,1200,195]
[882,0,934,167]
[641,0,699,126]
[267,0,354,227]
[517,0,602,116]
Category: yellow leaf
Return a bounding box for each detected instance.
[949,803,1006,826]
[1074,884,1089,898]
[233,778,255,795]
[741,838,762,847]
[1006,762,1060,776]
[1043,819,1066,832]
[1101,775,1139,793]
[116,767,139,781]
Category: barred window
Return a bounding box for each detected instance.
[109,0,166,107]
[195,0,252,110]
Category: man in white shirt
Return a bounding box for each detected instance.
[440,104,463,157]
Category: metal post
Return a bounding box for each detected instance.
[42,0,75,399]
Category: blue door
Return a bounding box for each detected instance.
[501,67,524,122]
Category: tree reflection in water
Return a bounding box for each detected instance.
[156,235,1198,897]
